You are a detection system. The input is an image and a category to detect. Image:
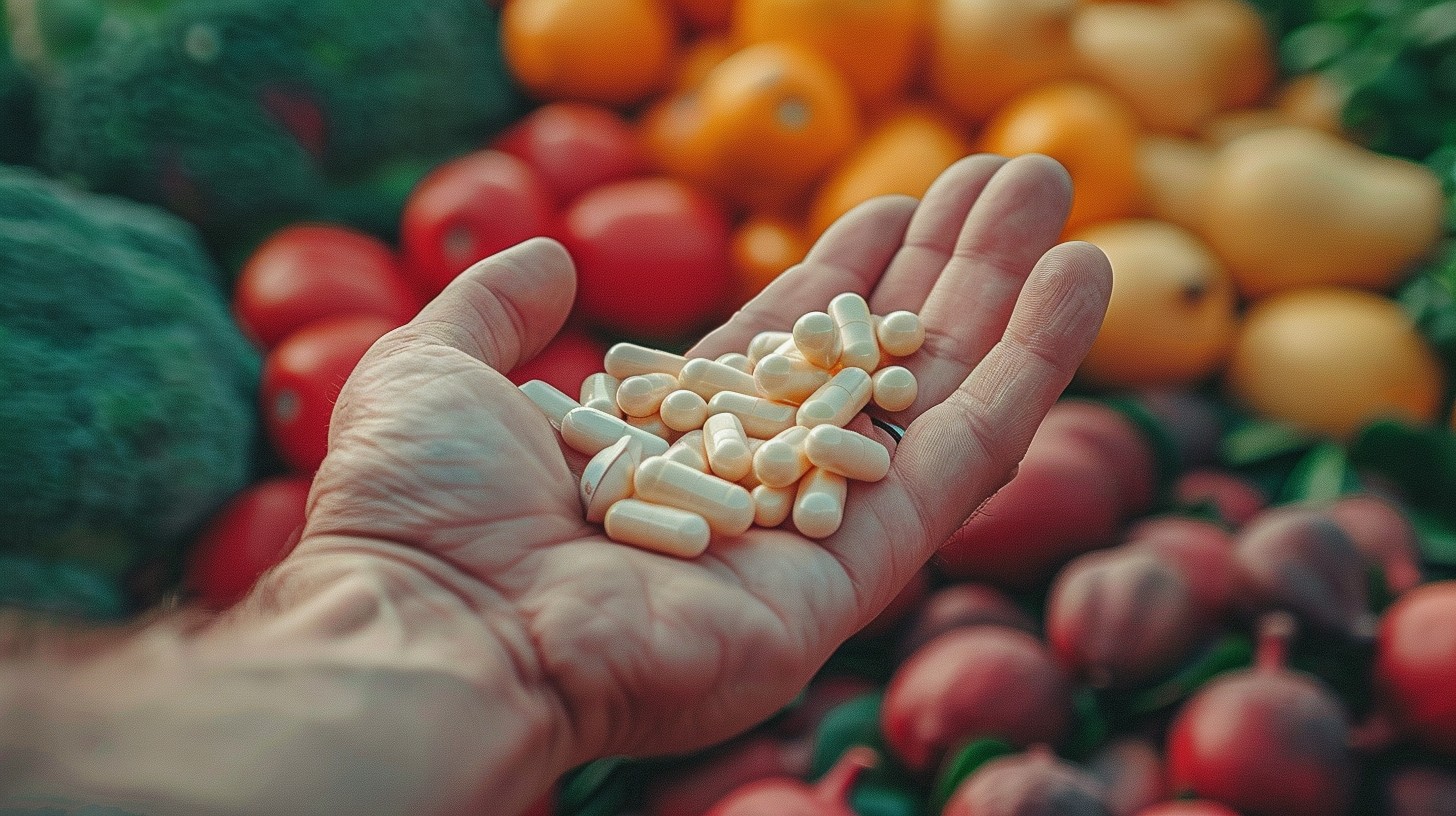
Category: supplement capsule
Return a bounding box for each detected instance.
[871,365,918,413]
[561,406,671,458]
[754,353,831,404]
[659,389,709,432]
[753,425,812,488]
[679,357,760,399]
[604,498,711,559]
[626,412,674,441]
[518,380,580,430]
[793,311,842,369]
[580,373,622,417]
[794,467,848,540]
[747,331,793,365]
[580,436,642,523]
[829,292,879,372]
[716,352,753,374]
[877,310,925,357]
[737,439,766,490]
[752,484,795,527]
[634,456,754,537]
[616,373,678,418]
[703,412,753,482]
[805,424,892,482]
[662,430,711,472]
[707,391,797,438]
[796,367,873,428]
[604,343,689,379]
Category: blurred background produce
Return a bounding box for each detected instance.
[2,0,1456,813]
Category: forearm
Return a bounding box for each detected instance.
[0,550,570,816]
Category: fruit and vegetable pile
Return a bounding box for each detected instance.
[2,0,1456,813]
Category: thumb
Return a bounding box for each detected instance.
[403,237,578,374]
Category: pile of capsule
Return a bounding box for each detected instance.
[518,292,924,558]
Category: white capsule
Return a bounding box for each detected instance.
[679,357,759,399]
[747,331,794,365]
[829,292,879,372]
[616,373,678,418]
[579,373,622,417]
[626,412,675,441]
[604,343,688,379]
[634,456,754,537]
[707,391,797,438]
[871,365,918,413]
[805,424,892,482]
[796,367,873,428]
[877,310,925,357]
[518,380,580,430]
[752,425,812,488]
[604,498,710,559]
[703,412,753,482]
[662,430,711,472]
[794,467,848,540]
[659,389,710,432]
[715,352,753,374]
[793,311,842,369]
[752,484,796,527]
[560,406,671,458]
[754,352,832,404]
[737,439,766,490]
[579,436,642,523]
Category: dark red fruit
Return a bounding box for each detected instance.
[1374,581,1456,757]
[1233,504,1375,641]
[897,583,1036,660]
[1167,613,1356,816]
[1173,468,1268,528]
[1034,400,1159,516]
[1326,493,1424,596]
[881,627,1073,774]
[1085,738,1166,816]
[774,674,880,740]
[492,102,647,205]
[1380,764,1456,815]
[647,735,808,816]
[184,475,312,608]
[942,745,1111,816]
[1124,514,1242,626]
[703,745,875,816]
[506,327,610,395]
[1130,388,1224,470]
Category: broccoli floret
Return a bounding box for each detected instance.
[15,0,523,256]
[0,166,260,618]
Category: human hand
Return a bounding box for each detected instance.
[281,154,1111,787]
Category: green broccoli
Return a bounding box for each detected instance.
[0,166,260,619]
[11,0,524,257]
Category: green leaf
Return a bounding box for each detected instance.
[1124,634,1254,717]
[929,738,1014,815]
[557,757,642,816]
[1221,419,1317,467]
[1411,509,1456,567]
[1064,688,1111,762]
[1348,421,1456,524]
[852,784,924,816]
[1278,441,1362,503]
[810,692,886,778]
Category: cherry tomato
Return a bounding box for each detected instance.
[233,224,421,350]
[492,102,647,206]
[558,176,732,341]
[185,475,312,609]
[261,315,397,473]
[506,326,610,395]
[399,149,555,299]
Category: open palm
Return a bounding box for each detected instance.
[286,154,1111,768]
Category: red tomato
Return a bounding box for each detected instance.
[492,102,647,206]
[507,326,610,395]
[233,224,421,350]
[261,315,397,473]
[399,149,555,299]
[558,176,732,341]
[1375,581,1456,756]
[185,475,312,609]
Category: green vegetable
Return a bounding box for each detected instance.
[0,9,39,165]
[0,166,259,618]
[11,0,525,257]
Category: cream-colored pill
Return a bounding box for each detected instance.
[663,430,711,472]
[796,367,873,428]
[829,292,879,372]
[737,439,766,490]
[703,412,753,482]
[626,412,675,441]
[604,343,689,379]
[659,389,709,432]
[616,373,678,418]
[752,425,812,488]
[679,357,759,399]
[604,498,711,559]
[707,391,797,438]
[793,467,848,540]
[805,424,891,482]
[634,456,754,537]
[716,352,753,374]
[877,310,925,357]
[580,436,642,523]
[518,380,580,430]
[752,484,795,527]
[748,330,793,364]
[871,365,918,413]
[793,311,843,369]
[754,352,832,404]
[579,373,622,417]
[561,406,671,458]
